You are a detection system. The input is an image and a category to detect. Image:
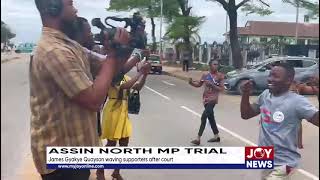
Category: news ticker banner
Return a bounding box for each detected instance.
[46,146,274,170]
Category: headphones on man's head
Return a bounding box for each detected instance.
[44,0,63,17]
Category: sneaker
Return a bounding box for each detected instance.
[207,137,220,143]
[190,139,200,145]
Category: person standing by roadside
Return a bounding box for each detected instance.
[182,50,191,72]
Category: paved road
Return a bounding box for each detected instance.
[1,56,319,180]
[1,56,31,180]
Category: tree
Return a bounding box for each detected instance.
[207,0,272,69]
[165,0,205,62]
[207,0,318,69]
[282,0,319,18]
[1,21,16,46]
[108,0,180,52]
[166,16,204,45]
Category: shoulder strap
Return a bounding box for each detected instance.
[209,73,218,83]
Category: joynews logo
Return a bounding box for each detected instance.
[245,146,274,169]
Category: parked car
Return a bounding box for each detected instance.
[149,54,162,74]
[15,43,36,53]
[224,56,319,94]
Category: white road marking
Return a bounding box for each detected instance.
[297,169,319,180]
[180,106,256,146]
[180,105,319,180]
[145,86,171,100]
[162,80,175,86]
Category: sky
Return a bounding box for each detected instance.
[1,0,317,45]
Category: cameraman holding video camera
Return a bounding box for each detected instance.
[31,0,133,179]
[65,15,151,180]
[67,16,151,137]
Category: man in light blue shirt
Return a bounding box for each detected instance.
[240,63,319,179]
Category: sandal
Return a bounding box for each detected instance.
[96,170,105,180]
[207,137,220,143]
[190,139,200,146]
[111,173,124,180]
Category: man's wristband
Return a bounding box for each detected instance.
[131,49,143,62]
[133,52,142,62]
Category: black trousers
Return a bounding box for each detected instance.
[198,103,219,136]
[41,169,90,180]
[182,60,189,71]
[97,111,102,136]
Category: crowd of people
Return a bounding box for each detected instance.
[29,0,319,180]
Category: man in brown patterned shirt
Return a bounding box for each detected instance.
[188,60,225,145]
[31,0,130,179]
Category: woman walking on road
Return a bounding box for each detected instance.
[188,60,225,145]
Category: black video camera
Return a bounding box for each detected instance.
[91,12,147,55]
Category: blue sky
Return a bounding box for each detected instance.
[1,0,317,45]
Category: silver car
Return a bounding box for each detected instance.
[224,56,319,94]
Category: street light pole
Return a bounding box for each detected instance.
[295,0,299,44]
[225,12,228,41]
[159,0,163,57]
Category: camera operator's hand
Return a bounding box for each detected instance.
[139,61,151,75]
[103,27,129,53]
[132,49,150,62]
[141,49,150,58]
[114,27,130,45]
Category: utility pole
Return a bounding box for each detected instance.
[159,0,163,57]
[225,0,229,41]
[225,12,228,41]
[295,0,300,44]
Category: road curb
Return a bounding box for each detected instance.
[1,56,21,64]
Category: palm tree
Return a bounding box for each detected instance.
[166,15,204,62]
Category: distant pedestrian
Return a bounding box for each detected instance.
[182,50,191,72]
